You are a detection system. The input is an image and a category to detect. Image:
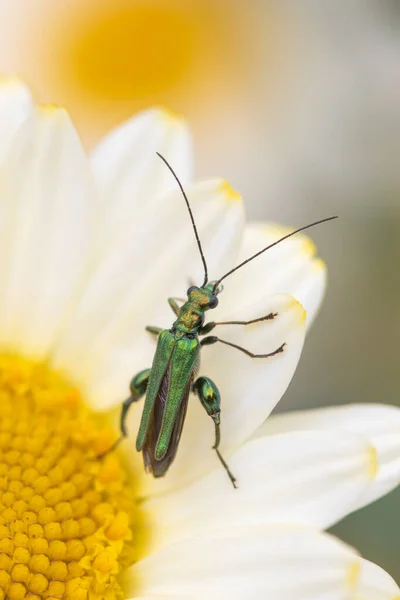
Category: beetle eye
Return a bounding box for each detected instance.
[187,285,198,296]
[208,295,219,309]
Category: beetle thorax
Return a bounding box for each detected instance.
[173,300,205,334]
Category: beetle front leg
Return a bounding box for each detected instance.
[98,368,151,459]
[168,297,185,316]
[200,312,277,335]
[192,376,237,488]
[146,325,163,338]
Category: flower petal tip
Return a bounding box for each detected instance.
[367,444,379,480]
[0,76,32,105]
[300,236,317,259]
[153,106,185,125]
[35,104,80,137]
[219,180,242,204]
[263,222,317,258]
[347,560,361,590]
[313,257,327,272]
[0,75,26,89]
[285,296,307,325]
[37,103,68,119]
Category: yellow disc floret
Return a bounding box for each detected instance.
[0,355,140,599]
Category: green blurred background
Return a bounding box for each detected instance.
[0,0,399,579]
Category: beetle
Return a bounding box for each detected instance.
[101,153,337,487]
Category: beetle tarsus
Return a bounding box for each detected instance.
[215,448,238,489]
[97,434,125,460]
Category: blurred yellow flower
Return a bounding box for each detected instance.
[0,0,397,215]
[0,0,287,147]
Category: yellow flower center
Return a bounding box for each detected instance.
[67,3,197,101]
[0,355,141,600]
[24,0,248,144]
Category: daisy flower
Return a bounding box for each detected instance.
[0,78,399,600]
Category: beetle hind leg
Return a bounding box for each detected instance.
[192,376,237,489]
[214,448,237,489]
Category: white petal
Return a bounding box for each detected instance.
[292,258,326,327]
[0,106,92,357]
[0,77,32,161]
[91,108,193,246]
[53,181,244,408]
[130,598,192,600]
[142,430,376,553]
[137,294,305,495]
[355,559,400,600]
[224,222,327,326]
[130,597,193,600]
[258,404,400,511]
[132,526,361,600]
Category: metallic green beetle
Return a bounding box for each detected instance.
[103,153,337,487]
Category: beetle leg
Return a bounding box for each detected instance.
[97,368,151,459]
[168,297,185,316]
[146,325,163,338]
[199,312,277,336]
[192,376,237,489]
[198,321,216,335]
[201,335,286,358]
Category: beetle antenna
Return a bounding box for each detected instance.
[157,152,209,286]
[213,216,338,292]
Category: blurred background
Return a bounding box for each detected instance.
[0,0,399,578]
